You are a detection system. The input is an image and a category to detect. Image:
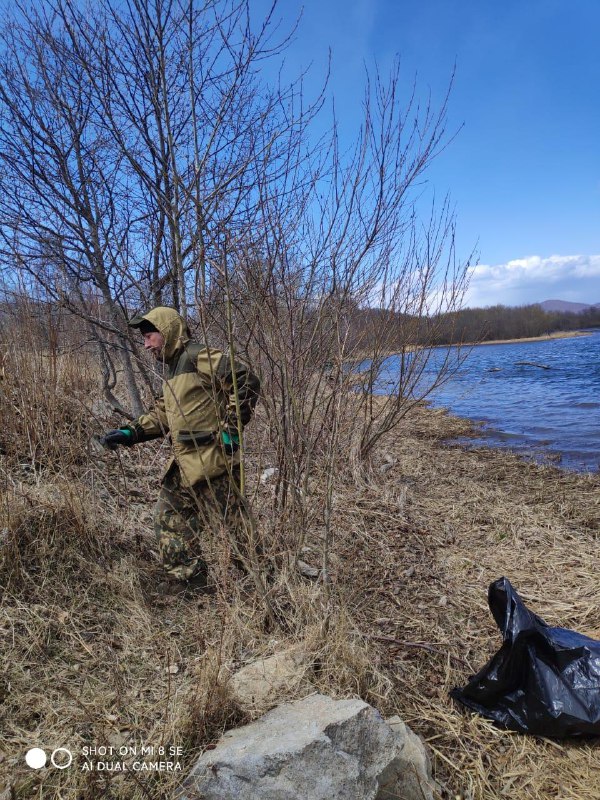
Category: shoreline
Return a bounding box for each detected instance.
[453,329,592,347]
[347,328,594,363]
[429,404,595,474]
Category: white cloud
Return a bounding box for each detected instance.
[464,254,600,308]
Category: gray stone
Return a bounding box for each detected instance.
[379,715,437,800]
[260,467,278,484]
[177,694,436,800]
[296,559,319,579]
[223,647,310,712]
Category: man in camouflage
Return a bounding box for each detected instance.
[102,306,260,593]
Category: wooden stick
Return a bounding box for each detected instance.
[366,633,470,668]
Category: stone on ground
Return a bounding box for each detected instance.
[224,647,310,711]
[177,693,436,800]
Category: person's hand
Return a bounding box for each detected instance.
[221,430,239,455]
[101,429,134,450]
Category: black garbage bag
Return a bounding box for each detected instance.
[451,577,600,737]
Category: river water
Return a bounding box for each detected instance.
[382,330,600,472]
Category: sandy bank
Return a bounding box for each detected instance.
[459,329,592,346]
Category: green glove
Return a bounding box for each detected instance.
[221,430,240,455]
[101,428,135,450]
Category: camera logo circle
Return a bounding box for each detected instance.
[25,747,73,770]
[25,749,47,770]
[51,748,73,769]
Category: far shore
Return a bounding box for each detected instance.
[345,328,593,363]
[455,329,592,347]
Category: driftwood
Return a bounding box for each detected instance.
[515,361,551,369]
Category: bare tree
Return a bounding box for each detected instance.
[175,61,472,585]
[0,1,471,581]
[0,0,319,412]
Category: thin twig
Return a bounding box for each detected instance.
[366,633,469,667]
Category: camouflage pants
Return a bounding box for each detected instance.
[154,465,247,581]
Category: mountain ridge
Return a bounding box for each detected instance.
[539,299,600,313]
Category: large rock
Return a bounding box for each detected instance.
[177,694,436,800]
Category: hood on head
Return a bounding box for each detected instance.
[129,306,189,361]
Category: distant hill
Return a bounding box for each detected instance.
[539,299,600,313]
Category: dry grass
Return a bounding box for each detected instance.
[0,344,388,799]
[1,340,599,800]
[0,465,281,798]
[330,405,600,800]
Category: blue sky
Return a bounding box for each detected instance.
[258,0,600,308]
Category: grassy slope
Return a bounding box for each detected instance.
[1,353,599,799]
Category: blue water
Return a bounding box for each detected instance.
[381,330,600,472]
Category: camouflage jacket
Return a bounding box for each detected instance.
[126,307,260,487]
